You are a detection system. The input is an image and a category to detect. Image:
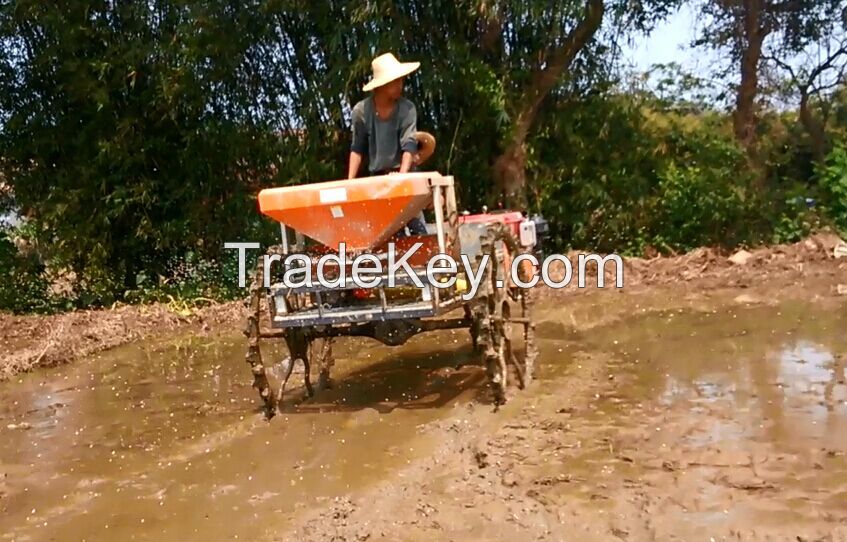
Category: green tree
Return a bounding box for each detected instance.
[0,1,280,301]
[694,0,847,159]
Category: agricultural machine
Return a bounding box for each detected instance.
[243,170,546,417]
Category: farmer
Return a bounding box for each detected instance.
[347,52,432,235]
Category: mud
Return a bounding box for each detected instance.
[1,235,847,540]
[1,326,495,541]
[284,298,847,542]
[1,290,846,539]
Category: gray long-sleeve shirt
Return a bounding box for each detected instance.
[350,97,418,174]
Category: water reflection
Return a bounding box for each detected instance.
[576,304,847,453]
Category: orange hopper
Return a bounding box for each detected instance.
[257,172,433,251]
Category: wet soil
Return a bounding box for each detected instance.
[1,282,846,540]
[281,296,847,542]
[1,235,847,541]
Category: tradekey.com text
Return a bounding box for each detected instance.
[224,242,624,301]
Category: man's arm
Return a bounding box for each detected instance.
[349,102,367,179]
[398,102,418,173]
[348,152,363,179]
[398,151,413,173]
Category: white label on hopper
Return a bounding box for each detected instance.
[320,187,347,204]
[330,205,344,218]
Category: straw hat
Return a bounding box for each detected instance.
[414,131,436,165]
[362,53,420,91]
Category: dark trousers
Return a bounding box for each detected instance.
[405,214,428,235]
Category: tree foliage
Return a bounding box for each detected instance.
[0,0,844,311]
[0,0,282,299]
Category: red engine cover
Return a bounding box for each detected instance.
[459,211,523,237]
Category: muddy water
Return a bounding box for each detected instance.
[532,301,847,537]
[2,298,847,540]
[0,330,482,541]
[583,302,847,455]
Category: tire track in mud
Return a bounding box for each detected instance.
[281,350,617,542]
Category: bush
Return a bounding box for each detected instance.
[533,94,763,255]
[123,250,244,307]
[0,222,245,314]
[533,94,660,254]
[0,229,63,314]
[817,145,847,236]
[650,163,749,252]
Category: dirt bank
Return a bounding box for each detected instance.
[0,301,245,381]
[4,233,845,382]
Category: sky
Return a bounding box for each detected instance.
[623,4,845,107]
[623,5,710,75]
[618,4,736,104]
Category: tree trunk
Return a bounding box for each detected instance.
[733,0,767,158]
[492,0,604,210]
[798,91,827,163]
